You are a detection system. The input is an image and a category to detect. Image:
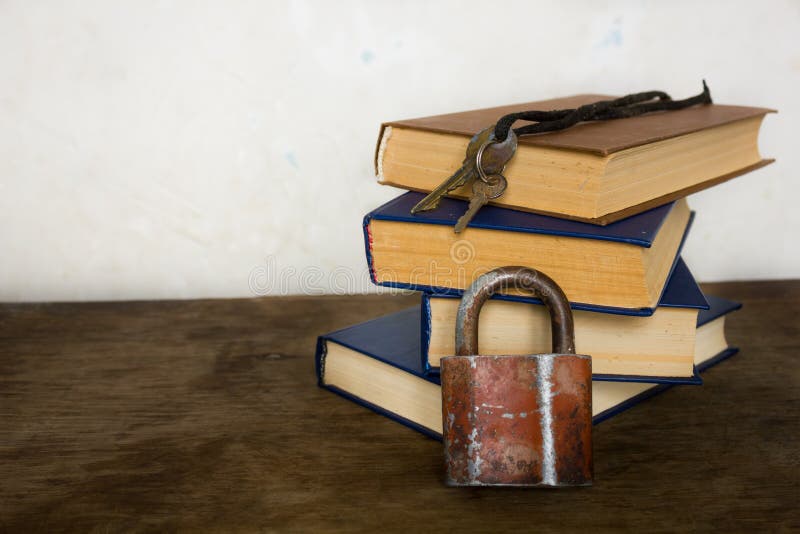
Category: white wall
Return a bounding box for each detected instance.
[0,0,797,302]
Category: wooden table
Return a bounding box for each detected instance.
[1,281,798,532]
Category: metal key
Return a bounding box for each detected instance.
[454,174,507,233]
[409,127,491,214]
[410,127,517,214]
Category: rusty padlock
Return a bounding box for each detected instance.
[440,266,593,487]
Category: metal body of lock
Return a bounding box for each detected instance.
[440,266,593,487]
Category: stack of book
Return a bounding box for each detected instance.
[316,95,772,439]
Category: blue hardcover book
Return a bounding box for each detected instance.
[316,296,740,440]
[364,191,694,313]
[422,257,709,383]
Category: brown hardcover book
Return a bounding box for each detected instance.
[375,95,774,224]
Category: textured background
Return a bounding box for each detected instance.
[1,0,797,301]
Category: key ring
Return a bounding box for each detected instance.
[475,139,505,184]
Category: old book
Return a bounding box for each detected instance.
[375,94,772,224]
[423,258,709,379]
[315,297,740,439]
[364,192,692,310]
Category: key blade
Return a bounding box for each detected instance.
[454,197,482,233]
[453,213,472,234]
[453,174,507,233]
[410,191,443,214]
[410,161,476,214]
[454,184,488,234]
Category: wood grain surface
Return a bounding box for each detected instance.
[1,281,798,532]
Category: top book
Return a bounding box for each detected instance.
[375,94,773,225]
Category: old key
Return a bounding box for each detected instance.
[410,126,517,215]
[454,174,507,233]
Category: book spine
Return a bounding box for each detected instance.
[315,335,328,387]
[362,215,377,285]
[420,293,433,374]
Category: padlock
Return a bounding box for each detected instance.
[440,266,593,487]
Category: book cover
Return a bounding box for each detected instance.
[364,192,694,312]
[366,191,678,246]
[378,94,773,157]
[698,295,742,326]
[375,94,773,224]
[421,257,708,382]
[316,296,739,440]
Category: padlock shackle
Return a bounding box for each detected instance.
[455,266,575,356]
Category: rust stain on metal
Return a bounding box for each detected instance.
[441,266,593,487]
